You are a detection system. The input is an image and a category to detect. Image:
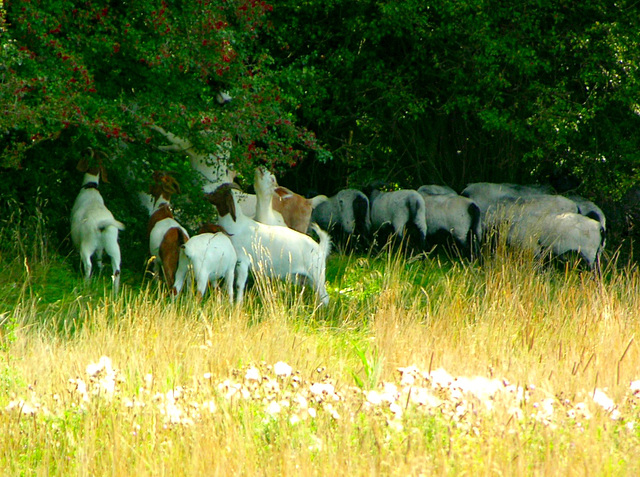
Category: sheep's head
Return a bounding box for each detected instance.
[206,183,241,222]
[76,148,109,183]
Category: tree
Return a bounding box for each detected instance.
[262,0,640,198]
[1,0,326,261]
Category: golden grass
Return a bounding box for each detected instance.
[1,248,640,476]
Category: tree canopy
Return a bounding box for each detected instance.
[1,0,640,252]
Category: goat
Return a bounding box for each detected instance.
[253,166,314,234]
[310,189,371,245]
[254,167,288,228]
[417,185,481,259]
[147,172,190,294]
[206,183,331,305]
[271,185,314,234]
[173,223,237,303]
[70,149,125,292]
[365,185,427,250]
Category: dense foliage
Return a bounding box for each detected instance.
[1,0,325,261]
[1,0,640,258]
[262,0,640,195]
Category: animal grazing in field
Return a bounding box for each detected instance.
[417,185,481,259]
[173,223,237,303]
[206,183,331,305]
[70,148,125,292]
[147,172,190,294]
[365,184,427,251]
[508,209,605,274]
[567,195,607,230]
[460,182,553,222]
[310,189,371,245]
[254,166,313,234]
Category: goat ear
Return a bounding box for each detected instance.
[226,192,237,222]
[100,164,109,183]
[76,158,89,173]
[274,187,293,199]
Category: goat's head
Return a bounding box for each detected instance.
[76,148,109,183]
[205,182,241,221]
[150,171,181,201]
[254,167,278,196]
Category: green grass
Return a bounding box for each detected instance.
[1,227,640,475]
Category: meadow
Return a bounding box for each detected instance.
[1,228,640,476]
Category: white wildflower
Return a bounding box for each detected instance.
[289,414,301,425]
[266,401,282,416]
[274,361,293,377]
[592,389,616,413]
[245,367,261,382]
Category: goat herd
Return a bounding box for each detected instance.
[70,149,607,306]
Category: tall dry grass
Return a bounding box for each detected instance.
[1,244,640,475]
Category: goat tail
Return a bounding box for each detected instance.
[310,223,332,261]
[97,218,125,232]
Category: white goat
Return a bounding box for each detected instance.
[147,172,190,295]
[254,167,288,228]
[206,183,332,305]
[417,185,481,259]
[173,224,237,303]
[70,150,125,292]
[311,189,371,243]
[254,166,314,234]
[366,185,427,249]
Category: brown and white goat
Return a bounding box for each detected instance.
[271,185,313,234]
[71,149,125,292]
[147,172,190,294]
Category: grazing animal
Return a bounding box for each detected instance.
[271,185,314,235]
[366,185,427,250]
[253,166,314,234]
[173,223,237,303]
[70,149,125,292]
[417,185,481,259]
[206,183,331,305]
[254,167,288,228]
[508,209,605,273]
[151,124,258,216]
[311,189,371,244]
[460,182,553,222]
[147,172,190,294]
[567,195,607,230]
